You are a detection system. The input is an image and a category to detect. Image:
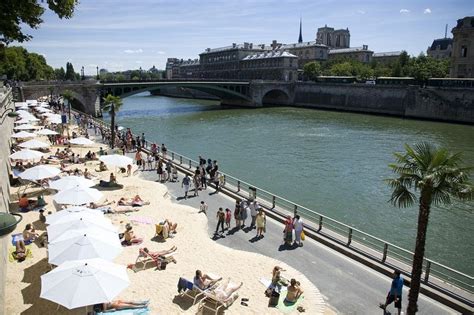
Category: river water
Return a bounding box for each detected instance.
[111,92,474,275]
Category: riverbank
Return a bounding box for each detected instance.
[5,130,329,314]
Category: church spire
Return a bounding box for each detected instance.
[298,17,303,43]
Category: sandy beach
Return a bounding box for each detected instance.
[6,136,331,314]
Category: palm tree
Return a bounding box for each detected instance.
[61,90,74,121]
[387,142,472,314]
[102,94,123,149]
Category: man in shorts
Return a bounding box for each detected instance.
[181,174,190,199]
[380,270,404,315]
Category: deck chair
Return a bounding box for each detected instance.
[179,278,219,305]
[200,287,240,315]
[154,223,169,240]
[133,248,175,272]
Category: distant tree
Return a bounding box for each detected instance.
[387,143,473,315]
[303,61,322,80]
[399,51,410,68]
[102,94,123,149]
[0,46,53,80]
[65,62,77,80]
[115,73,126,81]
[0,0,79,45]
[54,67,66,80]
[329,61,353,76]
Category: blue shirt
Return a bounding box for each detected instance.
[390,275,403,296]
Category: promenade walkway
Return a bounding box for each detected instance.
[136,169,457,315]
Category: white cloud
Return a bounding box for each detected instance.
[400,9,410,14]
[157,51,166,55]
[424,8,432,14]
[357,10,366,14]
[124,49,143,54]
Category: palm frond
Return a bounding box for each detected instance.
[389,184,416,208]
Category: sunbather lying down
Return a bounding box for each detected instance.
[12,240,27,262]
[89,201,139,214]
[118,195,150,207]
[194,270,223,290]
[94,299,149,312]
[206,278,243,301]
[143,246,177,263]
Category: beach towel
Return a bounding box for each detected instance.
[11,234,33,246]
[276,296,304,314]
[8,246,33,262]
[259,278,288,292]
[121,239,143,247]
[130,216,154,225]
[95,307,150,315]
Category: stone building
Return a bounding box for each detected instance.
[372,51,403,64]
[277,40,329,68]
[178,59,200,79]
[328,45,373,63]
[427,38,453,59]
[316,25,350,49]
[165,58,181,79]
[450,16,474,78]
[198,42,271,79]
[240,51,298,81]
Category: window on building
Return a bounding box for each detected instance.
[461,45,467,58]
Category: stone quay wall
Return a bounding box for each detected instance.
[0,85,16,315]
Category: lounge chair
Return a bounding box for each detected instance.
[178,277,219,305]
[154,224,169,240]
[132,248,175,272]
[199,288,240,315]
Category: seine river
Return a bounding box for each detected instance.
[113,92,474,275]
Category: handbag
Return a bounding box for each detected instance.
[300,231,305,241]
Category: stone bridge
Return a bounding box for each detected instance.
[18,80,295,115]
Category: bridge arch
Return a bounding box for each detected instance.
[261,89,290,106]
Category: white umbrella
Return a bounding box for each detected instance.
[15,102,27,107]
[15,117,39,124]
[19,139,50,149]
[14,124,37,130]
[49,176,95,191]
[36,128,59,136]
[46,207,103,225]
[10,149,44,161]
[11,131,37,139]
[70,137,95,146]
[40,258,129,309]
[47,216,117,240]
[53,185,103,205]
[19,165,60,180]
[99,154,133,168]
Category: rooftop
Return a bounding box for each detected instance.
[201,43,272,54]
[373,51,403,57]
[329,46,373,54]
[242,51,297,60]
[280,41,328,50]
[428,38,453,51]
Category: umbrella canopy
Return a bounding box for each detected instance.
[11,131,37,139]
[15,117,39,124]
[53,185,103,205]
[47,216,117,240]
[19,165,60,180]
[70,137,95,146]
[19,139,50,149]
[99,155,133,168]
[49,176,95,191]
[40,258,129,309]
[36,128,59,136]
[14,124,37,130]
[9,149,44,161]
[46,207,103,225]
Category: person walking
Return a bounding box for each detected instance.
[181,174,191,199]
[249,199,259,229]
[234,201,241,228]
[379,270,404,315]
[212,169,220,193]
[200,165,207,189]
[193,173,200,197]
[135,150,143,169]
[199,201,208,215]
[283,215,294,246]
[215,207,225,235]
[293,214,304,247]
[240,199,248,228]
[141,132,146,148]
[256,208,266,238]
[225,208,232,230]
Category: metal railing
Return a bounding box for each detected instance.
[77,109,473,301]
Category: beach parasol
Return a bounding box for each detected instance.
[40,258,129,309]
[53,185,103,205]
[46,206,103,225]
[36,128,59,136]
[19,139,50,149]
[9,149,44,161]
[11,131,37,139]
[15,117,39,124]
[49,176,95,191]
[13,124,37,130]
[47,216,117,240]
[70,137,95,146]
[19,165,60,180]
[99,154,133,168]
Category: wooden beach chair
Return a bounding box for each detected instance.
[132,248,175,272]
[199,288,240,315]
[178,278,219,305]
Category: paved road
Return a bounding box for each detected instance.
[136,169,457,315]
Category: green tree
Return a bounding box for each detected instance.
[0,46,54,80]
[386,143,473,315]
[65,62,76,80]
[303,61,322,81]
[54,67,66,80]
[330,61,353,76]
[0,0,78,44]
[62,90,74,121]
[102,94,123,149]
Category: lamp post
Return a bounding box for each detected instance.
[81,66,85,80]
[96,66,99,80]
[139,67,142,81]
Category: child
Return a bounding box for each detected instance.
[225,208,232,229]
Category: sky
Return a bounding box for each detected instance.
[16,0,474,74]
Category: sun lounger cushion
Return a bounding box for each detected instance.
[95,307,150,315]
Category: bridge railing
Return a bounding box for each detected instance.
[77,110,473,302]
